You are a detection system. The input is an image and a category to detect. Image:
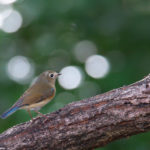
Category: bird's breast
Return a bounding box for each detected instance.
[22,87,56,110]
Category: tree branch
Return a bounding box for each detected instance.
[1,75,150,150]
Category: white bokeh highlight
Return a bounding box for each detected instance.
[85,55,110,78]
[58,66,82,90]
[1,9,22,33]
[0,5,12,27]
[0,0,17,5]
[7,56,34,84]
[73,40,97,63]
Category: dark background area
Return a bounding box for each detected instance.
[0,0,150,149]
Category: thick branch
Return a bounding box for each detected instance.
[1,75,150,150]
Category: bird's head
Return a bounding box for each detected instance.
[40,70,61,85]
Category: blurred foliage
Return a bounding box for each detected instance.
[1,0,150,149]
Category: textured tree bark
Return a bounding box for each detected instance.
[1,75,150,150]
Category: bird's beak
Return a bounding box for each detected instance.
[57,73,61,76]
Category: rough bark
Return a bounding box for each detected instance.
[1,75,150,150]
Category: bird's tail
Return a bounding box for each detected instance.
[0,106,19,119]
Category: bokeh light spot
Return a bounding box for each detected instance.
[85,55,110,78]
[1,9,22,33]
[58,66,82,90]
[73,40,97,63]
[7,56,34,84]
[0,0,17,5]
[0,5,12,27]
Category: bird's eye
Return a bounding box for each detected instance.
[50,73,54,78]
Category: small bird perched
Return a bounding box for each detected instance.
[0,70,61,119]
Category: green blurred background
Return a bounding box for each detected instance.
[0,0,150,149]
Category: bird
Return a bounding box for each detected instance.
[0,70,61,120]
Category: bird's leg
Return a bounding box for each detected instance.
[27,109,33,121]
[34,110,44,117]
[33,110,48,120]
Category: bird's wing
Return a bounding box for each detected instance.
[13,82,55,108]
